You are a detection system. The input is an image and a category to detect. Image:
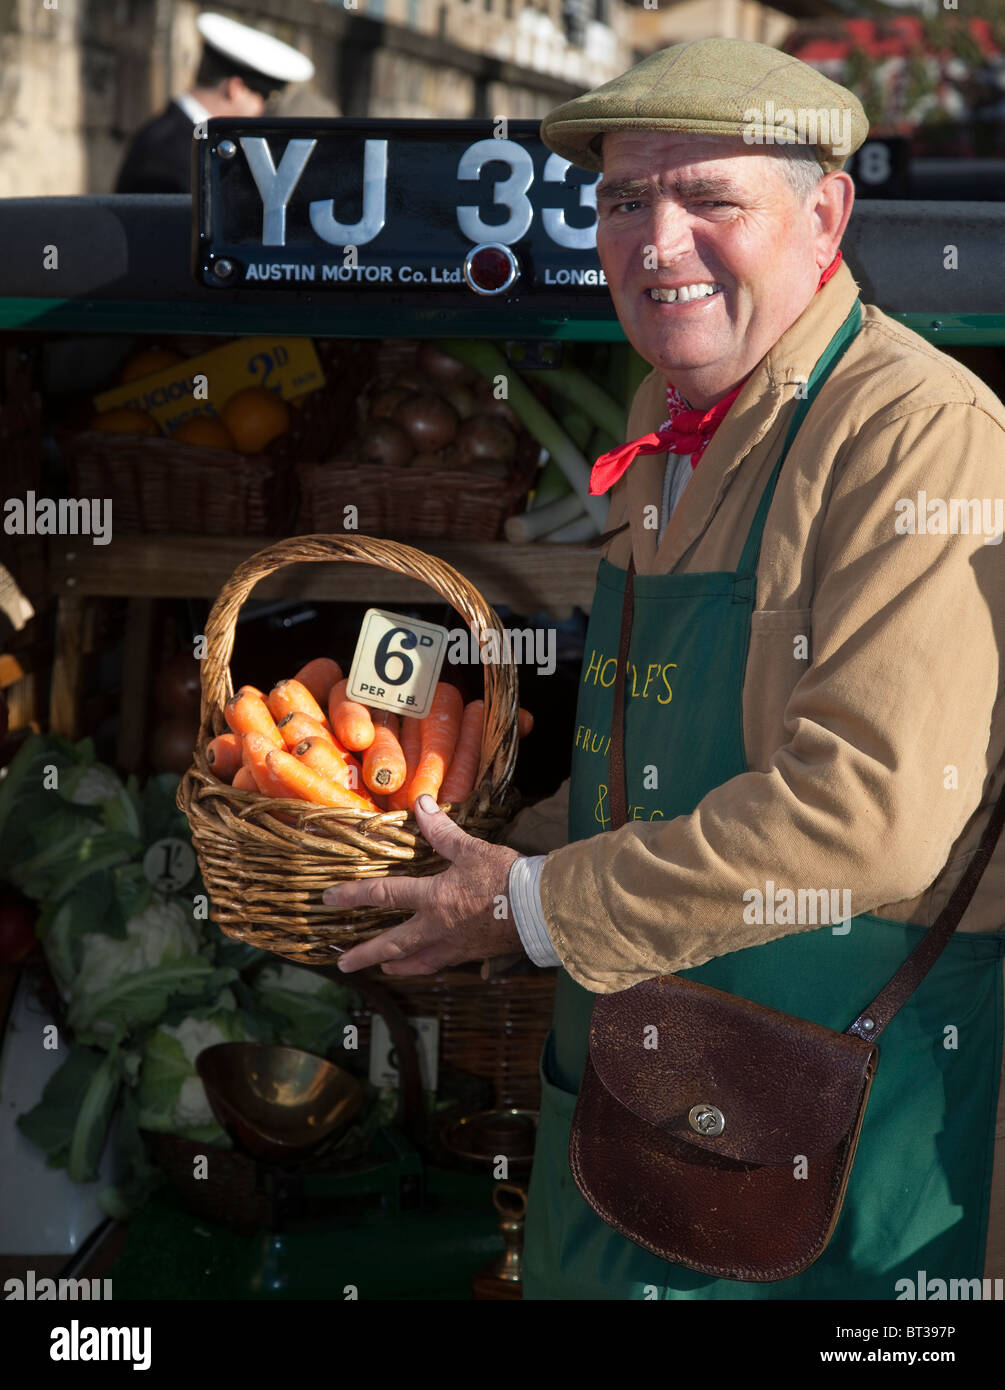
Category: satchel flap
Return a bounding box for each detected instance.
[588,976,877,1164]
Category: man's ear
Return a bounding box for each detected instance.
[812,171,855,269]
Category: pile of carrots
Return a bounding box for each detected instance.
[206,655,532,814]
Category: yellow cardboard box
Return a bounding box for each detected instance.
[93,337,325,434]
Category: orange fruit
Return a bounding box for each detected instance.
[88,408,160,435]
[171,415,236,450]
[219,386,291,454]
[116,347,184,384]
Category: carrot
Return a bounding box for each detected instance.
[225,689,283,747]
[236,684,264,699]
[440,700,483,803]
[408,682,464,807]
[362,717,408,795]
[267,678,331,730]
[276,710,337,752]
[242,732,293,797]
[518,707,534,739]
[206,732,243,781]
[388,715,422,811]
[232,765,259,792]
[293,657,343,708]
[265,748,379,812]
[328,678,376,751]
[294,736,364,791]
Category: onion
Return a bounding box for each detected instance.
[468,458,511,480]
[392,392,459,453]
[151,717,198,774]
[359,420,413,467]
[369,387,411,420]
[453,415,517,466]
[416,341,469,384]
[154,649,202,716]
[442,383,477,419]
[476,393,521,431]
[411,451,449,471]
[390,369,438,395]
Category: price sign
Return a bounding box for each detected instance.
[142,837,196,892]
[346,608,449,719]
[368,1015,439,1092]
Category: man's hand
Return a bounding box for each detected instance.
[323,793,523,976]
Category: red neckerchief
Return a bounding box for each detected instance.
[589,251,844,496]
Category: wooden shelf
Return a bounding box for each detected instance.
[46,535,599,612]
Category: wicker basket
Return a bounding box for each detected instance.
[60,431,288,536]
[297,438,539,541]
[352,969,556,1112]
[295,338,540,539]
[177,534,520,964]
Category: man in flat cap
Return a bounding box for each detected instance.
[328,38,1005,1301]
[115,12,314,194]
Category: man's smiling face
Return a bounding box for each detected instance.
[595,132,852,409]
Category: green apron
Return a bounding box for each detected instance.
[523,302,1005,1300]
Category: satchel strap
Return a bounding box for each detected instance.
[845,779,1005,1041]
[610,555,1005,1042]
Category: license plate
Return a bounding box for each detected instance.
[194,118,608,298]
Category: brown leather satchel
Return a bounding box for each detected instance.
[569,557,1005,1282]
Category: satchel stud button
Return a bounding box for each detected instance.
[861,1017,875,1031]
[689,1104,725,1137]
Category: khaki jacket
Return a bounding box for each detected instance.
[505,260,1005,1277]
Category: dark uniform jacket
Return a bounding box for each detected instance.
[115,101,196,194]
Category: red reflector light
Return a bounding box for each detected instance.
[463,242,519,295]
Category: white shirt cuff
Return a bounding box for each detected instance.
[508,855,562,968]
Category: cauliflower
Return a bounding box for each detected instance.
[74,899,202,998]
[136,1007,255,1143]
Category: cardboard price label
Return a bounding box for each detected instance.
[368,1015,439,1092]
[142,837,196,892]
[346,608,448,719]
[92,336,325,435]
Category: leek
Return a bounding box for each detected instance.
[440,340,606,528]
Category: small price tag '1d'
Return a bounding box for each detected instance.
[346,608,449,720]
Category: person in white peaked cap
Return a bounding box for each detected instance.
[115,12,315,194]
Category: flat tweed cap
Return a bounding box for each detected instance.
[540,38,868,174]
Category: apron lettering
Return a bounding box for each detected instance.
[600,658,618,688]
[657,663,676,704]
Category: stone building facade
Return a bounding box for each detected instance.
[0,0,795,197]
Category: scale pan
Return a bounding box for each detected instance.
[196,1043,365,1162]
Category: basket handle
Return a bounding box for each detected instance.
[199,533,520,799]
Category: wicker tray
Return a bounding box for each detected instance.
[296,337,540,539]
[176,534,520,964]
[297,438,539,541]
[60,430,287,535]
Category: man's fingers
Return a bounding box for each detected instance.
[380,944,456,976]
[335,916,431,973]
[322,871,433,913]
[412,793,475,860]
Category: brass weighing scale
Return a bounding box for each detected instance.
[142,972,508,1298]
